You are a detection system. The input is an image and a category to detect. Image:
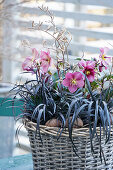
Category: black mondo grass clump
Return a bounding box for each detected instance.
[64,76,113,164]
[4,5,113,166]
[85,78,113,164]
[9,75,63,126]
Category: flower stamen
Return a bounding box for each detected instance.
[71,79,77,85]
[32,57,35,62]
[46,57,50,63]
[102,54,106,61]
[86,71,90,75]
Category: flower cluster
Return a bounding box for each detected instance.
[22,48,52,73]
[22,47,111,94]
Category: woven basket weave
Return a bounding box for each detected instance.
[24,119,113,170]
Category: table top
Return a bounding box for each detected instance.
[0,154,33,170]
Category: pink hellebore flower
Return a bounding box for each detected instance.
[62,72,84,93]
[40,50,52,73]
[99,47,111,71]
[79,60,95,82]
[22,48,39,71]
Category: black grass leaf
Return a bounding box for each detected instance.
[103,101,111,143]
[92,100,99,139]
[57,112,66,140]
[81,72,96,101]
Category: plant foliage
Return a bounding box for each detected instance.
[5,5,113,164]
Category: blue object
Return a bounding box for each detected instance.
[0,98,23,158]
[0,154,33,170]
[0,98,23,117]
[0,98,33,169]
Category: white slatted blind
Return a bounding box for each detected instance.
[2,0,113,83]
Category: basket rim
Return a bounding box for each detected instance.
[23,118,113,137]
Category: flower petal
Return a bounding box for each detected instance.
[86,61,95,69]
[100,48,104,54]
[104,56,111,62]
[41,64,49,73]
[87,74,94,82]
[77,79,84,88]
[32,48,39,59]
[22,56,32,71]
[73,72,83,80]
[65,72,73,79]
[103,47,109,54]
[62,79,70,87]
[105,66,108,70]
[102,60,108,67]
[40,50,50,60]
[100,47,109,54]
[78,60,86,68]
[40,50,52,73]
[68,85,77,93]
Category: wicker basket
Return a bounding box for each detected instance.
[24,119,113,170]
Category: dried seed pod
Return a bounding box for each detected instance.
[65,117,83,128]
[45,119,61,127]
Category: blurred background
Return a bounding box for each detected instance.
[0,0,113,159]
